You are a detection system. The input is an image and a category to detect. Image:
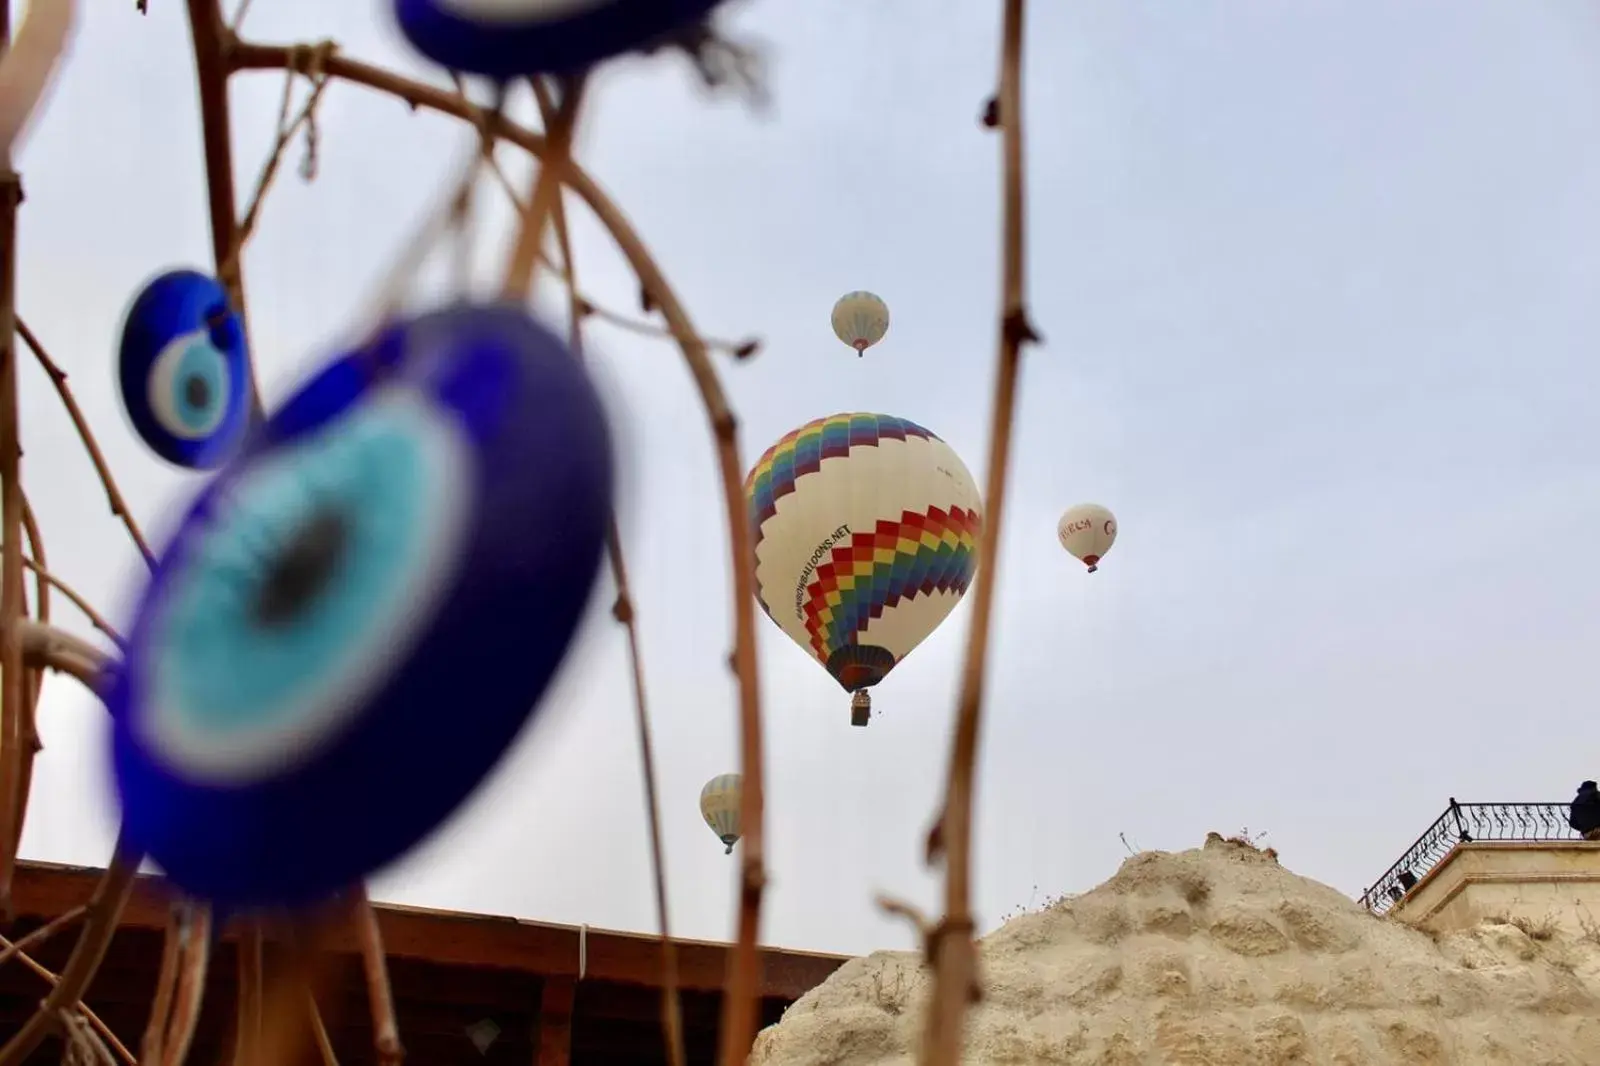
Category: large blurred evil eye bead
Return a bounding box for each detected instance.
[117,269,252,470]
[108,302,614,909]
[392,0,728,80]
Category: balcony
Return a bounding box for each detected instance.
[1360,800,1600,934]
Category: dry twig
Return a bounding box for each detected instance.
[352,887,403,1066]
[0,0,27,918]
[534,78,685,1066]
[185,0,263,417]
[139,902,185,1066]
[0,840,141,1066]
[10,490,44,854]
[916,2,1040,1064]
[235,920,266,1066]
[14,318,155,567]
[500,74,588,301]
[226,44,336,279]
[0,928,133,1066]
[306,988,340,1066]
[0,551,124,647]
[156,903,211,1066]
[0,904,85,968]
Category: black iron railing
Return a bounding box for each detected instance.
[1359,799,1582,915]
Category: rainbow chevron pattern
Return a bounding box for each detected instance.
[801,506,980,662]
[744,413,935,533]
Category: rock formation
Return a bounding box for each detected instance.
[752,834,1600,1065]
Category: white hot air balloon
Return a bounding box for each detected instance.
[745,413,983,726]
[831,291,889,356]
[700,773,742,855]
[1058,504,1117,573]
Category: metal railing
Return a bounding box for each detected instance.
[1358,799,1582,915]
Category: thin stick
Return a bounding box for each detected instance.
[223,45,334,285]
[240,912,347,1066]
[305,989,340,1066]
[21,491,49,701]
[12,491,45,855]
[0,841,141,1066]
[0,0,78,158]
[352,887,403,1066]
[234,920,265,1065]
[534,80,685,1066]
[14,318,155,568]
[184,0,263,418]
[0,1,26,919]
[577,297,759,360]
[500,75,587,302]
[139,903,186,1066]
[237,947,315,1066]
[0,934,134,1066]
[20,492,47,628]
[917,3,1038,1065]
[61,1009,117,1066]
[479,144,756,360]
[17,619,111,688]
[157,904,211,1066]
[0,903,85,968]
[0,549,124,647]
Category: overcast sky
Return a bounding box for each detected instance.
[11,0,1600,957]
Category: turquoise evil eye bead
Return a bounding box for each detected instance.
[116,269,252,470]
[391,0,728,80]
[109,301,615,909]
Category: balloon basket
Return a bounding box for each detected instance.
[850,690,872,727]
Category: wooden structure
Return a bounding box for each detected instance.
[0,861,848,1066]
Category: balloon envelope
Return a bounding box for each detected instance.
[830,291,889,354]
[746,413,981,705]
[700,773,742,854]
[1058,503,1116,573]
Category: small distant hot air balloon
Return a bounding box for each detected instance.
[1058,504,1117,573]
[745,413,982,727]
[700,773,742,855]
[831,291,889,356]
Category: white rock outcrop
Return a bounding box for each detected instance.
[752,834,1600,1065]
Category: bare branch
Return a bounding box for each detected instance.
[536,77,685,1066]
[918,2,1040,1064]
[14,318,154,568]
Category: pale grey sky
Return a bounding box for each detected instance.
[12,0,1600,956]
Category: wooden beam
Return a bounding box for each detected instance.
[534,977,573,1066]
[9,861,847,999]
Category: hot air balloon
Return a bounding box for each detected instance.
[830,291,889,356]
[700,773,741,854]
[1058,503,1116,573]
[745,413,982,726]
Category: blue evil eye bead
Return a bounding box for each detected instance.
[392,0,728,80]
[108,302,614,909]
[116,269,252,470]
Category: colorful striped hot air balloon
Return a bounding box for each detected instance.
[700,773,742,854]
[745,413,982,727]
